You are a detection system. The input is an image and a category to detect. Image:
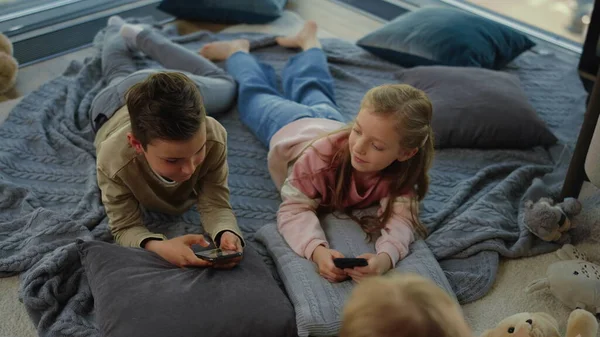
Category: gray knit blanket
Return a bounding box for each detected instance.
[0,22,587,336]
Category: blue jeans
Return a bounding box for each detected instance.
[225,48,345,148]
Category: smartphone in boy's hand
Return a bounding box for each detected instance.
[195,248,243,263]
[189,231,243,269]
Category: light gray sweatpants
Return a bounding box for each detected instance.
[89,25,236,132]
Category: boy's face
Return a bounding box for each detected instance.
[128,124,207,183]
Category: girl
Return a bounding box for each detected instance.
[340,273,472,337]
[201,21,434,283]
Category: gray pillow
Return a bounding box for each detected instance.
[395,66,558,149]
[254,212,454,337]
[78,240,297,337]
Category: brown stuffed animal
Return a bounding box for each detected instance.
[480,309,598,337]
[0,32,18,101]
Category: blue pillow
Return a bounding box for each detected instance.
[356,6,536,69]
[158,0,288,24]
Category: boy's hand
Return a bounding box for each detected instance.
[215,231,243,269]
[311,246,348,283]
[145,234,213,268]
[344,253,393,283]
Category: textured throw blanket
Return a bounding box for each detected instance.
[0,22,587,336]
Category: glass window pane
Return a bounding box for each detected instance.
[449,0,591,45]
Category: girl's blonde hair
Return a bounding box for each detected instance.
[324,84,434,238]
[340,273,471,337]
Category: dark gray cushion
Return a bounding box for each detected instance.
[157,0,288,24]
[78,240,297,337]
[396,66,558,149]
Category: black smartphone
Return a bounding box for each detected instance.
[194,248,242,263]
[333,258,368,269]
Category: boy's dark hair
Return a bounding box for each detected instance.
[126,72,206,149]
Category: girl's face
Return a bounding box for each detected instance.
[348,108,417,174]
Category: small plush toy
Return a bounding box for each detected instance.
[0,32,18,100]
[480,309,598,337]
[523,197,582,243]
[526,244,600,319]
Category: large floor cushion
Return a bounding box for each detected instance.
[255,212,454,337]
[78,240,297,337]
[396,65,558,149]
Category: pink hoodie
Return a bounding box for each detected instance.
[267,118,415,266]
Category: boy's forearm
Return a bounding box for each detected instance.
[98,168,166,248]
[104,198,166,248]
[195,146,245,246]
[111,224,167,248]
[200,207,244,246]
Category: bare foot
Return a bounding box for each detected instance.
[276,20,321,51]
[199,40,250,61]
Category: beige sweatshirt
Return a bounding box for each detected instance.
[94,106,242,248]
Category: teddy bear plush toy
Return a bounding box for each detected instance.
[526,244,600,319]
[0,32,18,100]
[480,309,598,337]
[523,197,582,243]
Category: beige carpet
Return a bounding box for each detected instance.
[0,10,598,337]
[0,274,36,337]
[0,97,36,337]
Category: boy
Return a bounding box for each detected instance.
[92,18,243,268]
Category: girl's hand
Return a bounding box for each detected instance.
[344,253,393,283]
[215,231,244,269]
[311,246,348,283]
